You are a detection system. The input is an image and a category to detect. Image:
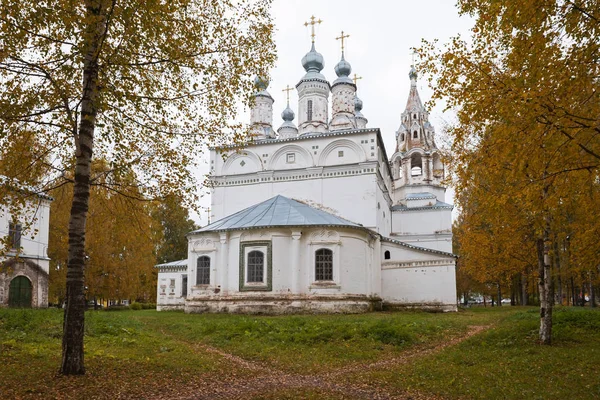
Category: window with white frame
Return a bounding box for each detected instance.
[197,256,210,285]
[309,237,340,289]
[315,248,333,281]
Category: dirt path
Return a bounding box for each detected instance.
[151,325,490,400]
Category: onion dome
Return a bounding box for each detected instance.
[332,55,353,86]
[278,105,298,139]
[354,95,367,128]
[298,43,328,84]
[254,75,269,91]
[282,105,295,122]
[335,55,351,77]
[253,75,273,102]
[355,95,363,112]
[301,43,324,73]
[409,65,418,82]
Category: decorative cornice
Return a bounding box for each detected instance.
[210,163,378,187]
[296,77,331,89]
[155,265,187,272]
[382,259,455,270]
[211,128,381,150]
[391,203,454,212]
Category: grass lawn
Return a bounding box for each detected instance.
[1,306,599,399]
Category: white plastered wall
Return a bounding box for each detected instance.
[187,227,372,298]
[0,199,51,272]
[380,242,456,309]
[156,270,186,310]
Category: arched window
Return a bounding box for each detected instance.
[413,130,418,139]
[315,248,333,281]
[307,99,313,120]
[400,133,405,141]
[411,153,423,176]
[196,256,210,285]
[384,250,391,260]
[247,250,264,282]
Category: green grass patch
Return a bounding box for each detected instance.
[136,310,486,373]
[1,306,599,399]
[352,307,600,399]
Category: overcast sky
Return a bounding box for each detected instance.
[193,0,474,225]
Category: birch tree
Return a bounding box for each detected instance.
[0,0,275,374]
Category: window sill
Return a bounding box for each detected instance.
[194,285,210,289]
[240,284,271,292]
[309,282,341,290]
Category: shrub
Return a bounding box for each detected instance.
[130,303,142,310]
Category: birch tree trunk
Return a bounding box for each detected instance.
[61,0,105,375]
[537,236,553,345]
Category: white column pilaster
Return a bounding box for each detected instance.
[291,230,302,293]
[219,232,229,294]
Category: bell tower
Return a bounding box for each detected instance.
[297,16,330,135]
[330,31,357,131]
[394,65,445,196]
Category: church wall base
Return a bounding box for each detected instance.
[157,304,185,311]
[185,295,382,315]
[382,302,458,313]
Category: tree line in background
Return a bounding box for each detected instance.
[48,160,198,307]
[420,0,599,344]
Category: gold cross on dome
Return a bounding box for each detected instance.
[304,15,322,43]
[282,85,293,105]
[352,73,363,86]
[336,30,350,54]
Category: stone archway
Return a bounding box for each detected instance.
[9,276,32,308]
[0,258,48,308]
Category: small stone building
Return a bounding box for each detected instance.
[0,189,52,308]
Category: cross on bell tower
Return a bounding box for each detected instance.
[282,85,293,106]
[304,15,322,44]
[336,31,350,56]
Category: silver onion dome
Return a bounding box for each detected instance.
[254,75,269,90]
[334,55,351,77]
[281,105,295,121]
[409,65,418,81]
[354,95,363,112]
[301,43,325,73]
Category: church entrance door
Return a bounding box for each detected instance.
[9,276,32,308]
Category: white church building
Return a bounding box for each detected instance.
[156,33,457,313]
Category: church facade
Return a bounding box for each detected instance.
[156,34,457,313]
